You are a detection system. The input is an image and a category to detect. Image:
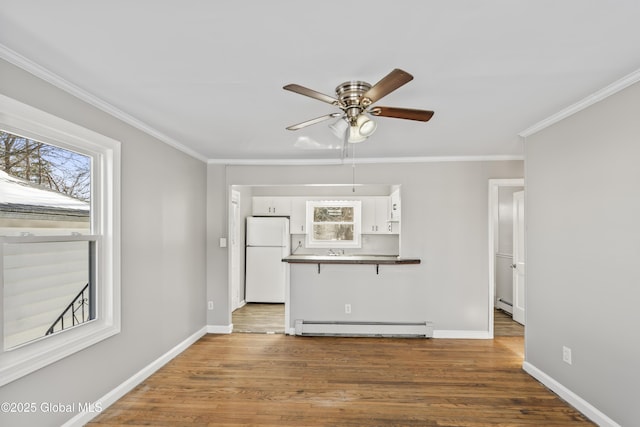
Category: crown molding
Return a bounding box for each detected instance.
[0,43,208,162]
[519,67,640,137]
[208,154,523,166]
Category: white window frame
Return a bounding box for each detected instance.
[306,200,361,248]
[0,94,121,387]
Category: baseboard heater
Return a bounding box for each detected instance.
[294,320,433,338]
[496,298,513,314]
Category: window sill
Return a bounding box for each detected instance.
[0,318,120,386]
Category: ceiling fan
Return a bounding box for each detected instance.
[283,69,434,143]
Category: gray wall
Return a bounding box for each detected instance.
[207,161,523,331]
[525,81,640,425]
[0,59,207,426]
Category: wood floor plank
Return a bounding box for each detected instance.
[88,334,594,426]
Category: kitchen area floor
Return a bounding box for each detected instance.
[232,303,285,334]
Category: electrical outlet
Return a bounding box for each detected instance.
[208,301,214,310]
[562,346,572,365]
[345,303,352,314]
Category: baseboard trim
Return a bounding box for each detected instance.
[62,326,207,426]
[523,361,620,427]
[433,330,491,339]
[206,324,233,334]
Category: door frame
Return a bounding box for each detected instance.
[488,178,524,338]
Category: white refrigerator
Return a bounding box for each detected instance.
[245,217,290,303]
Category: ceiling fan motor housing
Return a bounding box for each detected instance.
[336,81,371,124]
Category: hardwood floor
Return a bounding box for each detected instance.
[232,303,285,333]
[88,334,593,426]
[494,308,524,337]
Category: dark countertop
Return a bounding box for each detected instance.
[282,254,421,265]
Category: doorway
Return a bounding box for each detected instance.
[488,179,524,338]
[232,303,285,333]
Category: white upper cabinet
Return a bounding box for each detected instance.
[362,197,396,234]
[389,188,401,221]
[252,197,291,216]
[289,197,306,234]
[254,194,399,234]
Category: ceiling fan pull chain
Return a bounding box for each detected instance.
[352,145,356,192]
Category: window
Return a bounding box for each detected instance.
[306,201,361,248]
[0,94,120,386]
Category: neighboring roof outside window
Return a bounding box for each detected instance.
[0,169,89,223]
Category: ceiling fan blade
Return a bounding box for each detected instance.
[370,106,434,122]
[286,113,342,131]
[361,69,414,105]
[283,84,339,105]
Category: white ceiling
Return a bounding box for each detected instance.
[1,1,640,162]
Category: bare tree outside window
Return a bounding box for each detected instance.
[311,205,356,242]
[1,130,90,202]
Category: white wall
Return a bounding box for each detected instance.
[0,59,207,426]
[525,81,640,426]
[207,161,523,333]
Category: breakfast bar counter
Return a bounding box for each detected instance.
[282,254,421,265]
[282,254,425,336]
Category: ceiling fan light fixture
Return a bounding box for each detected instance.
[357,114,376,137]
[347,114,376,144]
[329,118,348,140]
[347,125,367,144]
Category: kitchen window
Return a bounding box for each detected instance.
[0,94,120,386]
[306,201,361,248]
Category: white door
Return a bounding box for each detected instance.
[512,191,526,325]
[231,191,241,311]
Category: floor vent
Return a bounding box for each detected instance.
[294,320,433,338]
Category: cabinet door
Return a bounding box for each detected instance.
[374,197,390,232]
[361,198,377,233]
[271,197,291,216]
[290,198,307,234]
[252,197,291,216]
[252,197,272,215]
[362,197,391,234]
[389,188,401,221]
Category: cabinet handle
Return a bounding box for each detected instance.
[301,225,304,232]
